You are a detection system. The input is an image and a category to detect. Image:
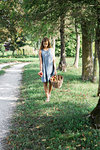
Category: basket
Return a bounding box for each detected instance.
[50,75,63,88]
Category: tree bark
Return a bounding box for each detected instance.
[23,49,25,56]
[90,5,100,129]
[92,40,98,82]
[96,7,100,96]
[90,98,100,129]
[73,20,80,68]
[58,14,67,72]
[81,21,93,80]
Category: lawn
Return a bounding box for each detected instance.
[5,57,100,150]
[0,57,35,64]
[0,70,5,75]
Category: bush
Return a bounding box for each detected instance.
[0,44,5,55]
[55,34,82,57]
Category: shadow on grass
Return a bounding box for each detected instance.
[60,72,94,84]
[7,100,99,150]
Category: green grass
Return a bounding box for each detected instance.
[0,57,35,63]
[0,70,5,75]
[0,62,18,76]
[2,65,12,70]
[0,65,11,75]
[6,57,100,150]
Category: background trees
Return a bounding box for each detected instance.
[0,0,100,93]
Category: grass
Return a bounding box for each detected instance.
[5,57,100,150]
[0,65,11,75]
[0,70,5,75]
[0,62,18,76]
[2,65,12,70]
[0,57,35,63]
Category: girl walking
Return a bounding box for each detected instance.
[38,37,57,102]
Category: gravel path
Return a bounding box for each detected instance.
[0,62,17,70]
[0,62,30,149]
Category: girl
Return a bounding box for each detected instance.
[38,37,57,102]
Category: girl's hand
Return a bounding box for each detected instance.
[38,71,43,77]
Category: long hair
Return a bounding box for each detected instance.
[40,37,51,50]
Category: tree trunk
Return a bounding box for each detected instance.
[73,20,80,68]
[90,5,100,129]
[96,7,100,96]
[58,14,67,72]
[23,49,25,56]
[90,98,100,129]
[12,50,15,56]
[92,40,98,82]
[37,39,41,50]
[81,21,93,80]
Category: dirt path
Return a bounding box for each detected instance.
[0,62,17,70]
[0,62,30,149]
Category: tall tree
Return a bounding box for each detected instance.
[71,1,96,80]
[96,5,100,96]
[92,40,98,82]
[89,1,100,129]
[58,14,67,71]
[81,20,93,80]
[73,19,80,68]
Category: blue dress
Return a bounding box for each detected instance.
[41,48,55,82]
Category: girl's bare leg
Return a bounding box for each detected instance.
[49,80,53,96]
[43,82,49,101]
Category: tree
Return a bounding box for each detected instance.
[81,20,93,80]
[0,0,25,54]
[88,1,100,129]
[22,0,71,71]
[73,19,80,68]
[71,0,97,80]
[92,40,98,82]
[57,14,67,71]
[96,6,100,96]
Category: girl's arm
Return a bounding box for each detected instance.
[53,56,56,72]
[39,49,42,72]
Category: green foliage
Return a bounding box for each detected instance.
[0,44,5,51]
[22,0,63,40]
[0,58,34,63]
[0,44,5,55]
[0,70,5,76]
[16,36,27,48]
[55,35,82,57]
[0,0,99,59]
[65,33,76,57]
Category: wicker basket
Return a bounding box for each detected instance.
[50,75,63,88]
